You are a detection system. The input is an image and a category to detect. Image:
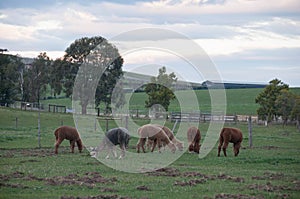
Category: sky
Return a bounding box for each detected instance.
[0,0,300,86]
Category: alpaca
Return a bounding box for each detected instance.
[91,127,130,159]
[54,126,83,154]
[136,124,176,153]
[187,126,201,154]
[153,125,184,151]
[218,127,243,157]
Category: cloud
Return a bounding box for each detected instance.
[0,0,299,86]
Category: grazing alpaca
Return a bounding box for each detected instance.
[187,126,201,154]
[154,125,184,151]
[54,126,83,154]
[91,127,130,159]
[137,124,176,153]
[218,127,243,157]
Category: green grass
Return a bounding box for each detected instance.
[41,88,300,115]
[0,107,300,198]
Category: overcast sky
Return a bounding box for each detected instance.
[1,0,300,86]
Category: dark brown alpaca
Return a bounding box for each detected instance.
[218,127,243,157]
[54,126,83,154]
[187,126,201,154]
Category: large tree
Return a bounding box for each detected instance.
[145,66,177,116]
[23,52,50,103]
[291,95,300,130]
[0,54,23,106]
[275,89,295,126]
[255,78,289,124]
[63,36,124,114]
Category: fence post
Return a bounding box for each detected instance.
[38,107,41,148]
[105,118,109,132]
[248,116,253,148]
[15,117,18,129]
[125,115,128,130]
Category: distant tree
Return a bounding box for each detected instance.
[23,52,50,103]
[63,36,124,114]
[49,58,66,97]
[0,54,23,106]
[145,67,177,116]
[275,89,295,126]
[291,95,300,130]
[255,78,289,125]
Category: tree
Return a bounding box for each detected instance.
[0,54,23,106]
[64,36,124,114]
[145,67,177,116]
[275,89,295,126]
[23,52,50,103]
[255,78,289,125]
[49,59,64,97]
[291,95,300,130]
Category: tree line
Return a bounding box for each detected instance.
[255,79,300,128]
[0,36,124,114]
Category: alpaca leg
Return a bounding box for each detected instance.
[157,140,162,153]
[194,142,200,154]
[55,139,63,154]
[217,137,223,157]
[151,140,157,152]
[119,144,126,159]
[76,139,83,153]
[222,141,229,157]
[234,142,241,156]
[70,140,76,153]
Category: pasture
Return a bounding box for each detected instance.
[0,107,299,199]
[41,88,300,115]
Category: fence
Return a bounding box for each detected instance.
[170,112,258,123]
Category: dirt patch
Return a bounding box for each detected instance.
[61,195,132,199]
[0,182,29,189]
[248,182,293,192]
[1,148,57,158]
[136,185,151,191]
[174,178,206,186]
[213,193,264,199]
[45,172,117,188]
[146,167,181,177]
[252,172,284,180]
[217,174,245,183]
[1,171,117,189]
[19,159,41,163]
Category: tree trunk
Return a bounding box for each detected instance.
[81,101,88,115]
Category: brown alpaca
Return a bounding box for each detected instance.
[137,124,176,153]
[154,125,184,151]
[187,126,201,154]
[218,127,243,157]
[54,126,83,154]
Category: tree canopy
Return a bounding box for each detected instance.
[62,36,124,114]
[145,66,177,114]
[255,79,289,123]
[0,54,23,106]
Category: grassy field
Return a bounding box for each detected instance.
[0,107,300,199]
[41,88,300,115]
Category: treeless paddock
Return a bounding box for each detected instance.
[136,124,176,153]
[54,126,83,154]
[218,127,243,157]
[187,126,201,154]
